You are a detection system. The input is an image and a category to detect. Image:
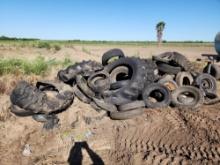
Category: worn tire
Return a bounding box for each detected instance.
[76,75,95,98]
[58,60,103,85]
[110,108,144,120]
[118,101,145,111]
[73,86,91,104]
[109,66,130,83]
[110,80,130,90]
[194,73,217,95]
[93,98,117,112]
[203,63,220,80]
[171,86,204,108]
[102,48,125,66]
[104,57,156,105]
[157,62,182,75]
[87,70,110,93]
[142,83,171,108]
[153,52,192,71]
[175,71,193,86]
[10,105,35,116]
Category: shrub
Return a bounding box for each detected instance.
[54,45,61,51]
[37,42,51,49]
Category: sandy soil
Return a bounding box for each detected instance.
[0,45,220,165]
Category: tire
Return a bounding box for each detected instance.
[110,80,130,90]
[92,98,117,112]
[73,85,91,104]
[109,66,130,83]
[104,57,156,105]
[157,62,182,75]
[142,83,171,108]
[170,52,192,71]
[118,101,145,111]
[10,105,35,116]
[158,79,178,91]
[10,81,47,114]
[194,73,217,95]
[102,48,125,66]
[58,60,103,85]
[171,86,204,108]
[76,75,95,98]
[203,64,220,80]
[87,70,110,93]
[158,75,177,91]
[152,52,173,63]
[110,108,144,120]
[175,72,193,86]
[153,52,192,71]
[36,81,74,113]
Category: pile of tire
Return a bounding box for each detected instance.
[57,49,219,120]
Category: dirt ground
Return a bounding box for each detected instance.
[0,44,220,165]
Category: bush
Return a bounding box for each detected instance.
[54,45,61,51]
[37,42,51,49]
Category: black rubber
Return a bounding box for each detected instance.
[175,71,193,86]
[32,114,58,123]
[118,101,145,111]
[171,86,204,108]
[157,62,182,75]
[73,85,91,104]
[153,52,192,71]
[58,60,103,85]
[104,57,156,105]
[203,63,220,80]
[76,75,95,98]
[109,66,130,83]
[110,108,144,120]
[87,70,110,93]
[142,83,171,108]
[10,105,35,116]
[110,80,130,90]
[10,81,47,114]
[93,98,117,112]
[102,48,125,66]
[194,73,217,95]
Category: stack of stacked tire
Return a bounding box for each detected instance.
[152,52,219,108]
[58,49,159,119]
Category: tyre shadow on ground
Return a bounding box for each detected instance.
[68,141,104,165]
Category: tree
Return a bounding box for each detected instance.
[156,21,166,45]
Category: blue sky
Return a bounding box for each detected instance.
[0,0,220,41]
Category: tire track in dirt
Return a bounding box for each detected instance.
[109,109,220,164]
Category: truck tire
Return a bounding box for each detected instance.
[171,86,204,108]
[142,83,171,108]
[175,72,193,86]
[102,48,125,66]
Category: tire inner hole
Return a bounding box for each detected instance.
[177,92,195,103]
[149,90,164,103]
[183,77,191,85]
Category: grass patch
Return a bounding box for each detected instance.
[82,47,91,54]
[0,56,73,76]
